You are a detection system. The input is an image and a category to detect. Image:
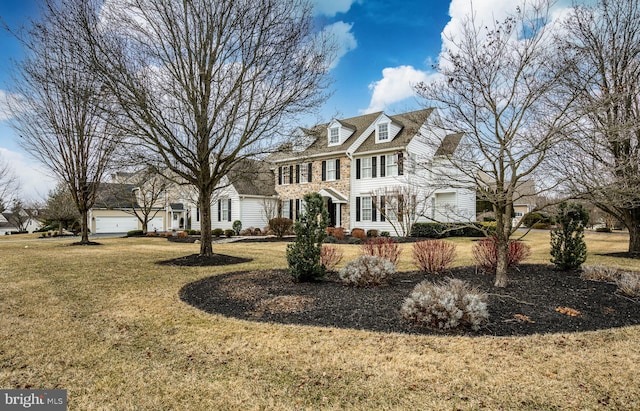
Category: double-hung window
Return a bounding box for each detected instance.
[326,160,336,181]
[329,127,339,145]
[362,157,372,178]
[361,196,372,221]
[378,123,389,141]
[386,154,398,176]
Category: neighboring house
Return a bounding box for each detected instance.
[90,181,166,234]
[270,109,476,233]
[208,159,278,231]
[0,213,17,235]
[0,211,42,234]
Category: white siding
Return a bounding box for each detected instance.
[239,197,276,230]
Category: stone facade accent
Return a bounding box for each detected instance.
[275,156,351,229]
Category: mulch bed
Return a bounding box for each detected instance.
[180,264,640,336]
[158,253,252,266]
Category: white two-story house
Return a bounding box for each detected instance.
[270,108,476,234]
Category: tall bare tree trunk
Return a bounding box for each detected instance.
[80,209,90,244]
[627,209,640,255]
[199,190,213,257]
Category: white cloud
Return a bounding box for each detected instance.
[362,66,440,114]
[322,21,357,70]
[442,0,576,57]
[0,147,58,201]
[0,90,23,122]
[311,0,361,16]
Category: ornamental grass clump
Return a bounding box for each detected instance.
[338,255,395,286]
[401,278,488,331]
[413,240,457,275]
[361,237,401,267]
[616,272,640,297]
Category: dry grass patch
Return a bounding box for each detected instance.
[0,234,639,409]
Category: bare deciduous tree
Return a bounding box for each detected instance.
[0,153,19,209]
[557,0,640,255]
[103,168,168,234]
[369,185,428,237]
[82,0,333,257]
[415,0,577,287]
[43,183,81,235]
[8,0,122,244]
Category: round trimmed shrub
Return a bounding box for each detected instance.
[338,255,395,286]
[401,278,488,331]
[224,229,234,238]
[212,228,224,238]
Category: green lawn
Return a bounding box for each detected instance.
[0,231,638,410]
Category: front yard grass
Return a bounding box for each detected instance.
[0,231,639,410]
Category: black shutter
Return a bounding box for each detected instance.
[321,161,326,181]
[380,155,386,177]
[372,196,377,222]
[228,198,232,221]
[380,196,386,222]
[308,163,313,182]
[356,159,361,179]
[289,165,294,184]
[296,164,300,183]
[278,200,283,217]
[372,156,377,178]
[217,199,221,221]
[398,152,404,175]
[289,199,294,220]
[336,159,340,180]
[355,197,361,222]
[278,167,282,185]
[295,199,300,220]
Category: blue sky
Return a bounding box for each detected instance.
[0,0,579,200]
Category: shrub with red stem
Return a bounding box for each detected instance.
[472,237,531,273]
[320,244,344,271]
[412,239,457,275]
[361,237,401,267]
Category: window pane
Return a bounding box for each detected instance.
[386,154,398,176]
[378,123,389,140]
[362,157,372,178]
[330,127,339,144]
[362,196,372,221]
[326,160,336,180]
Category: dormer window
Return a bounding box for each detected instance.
[329,127,340,145]
[377,122,389,141]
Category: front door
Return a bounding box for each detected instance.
[327,198,336,227]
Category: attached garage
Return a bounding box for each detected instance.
[94,216,139,233]
[434,192,457,222]
[147,216,164,232]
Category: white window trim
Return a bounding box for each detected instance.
[299,164,309,184]
[329,126,340,146]
[362,157,372,179]
[282,166,291,185]
[221,199,230,221]
[376,122,390,142]
[282,200,291,219]
[361,196,372,221]
[326,159,336,181]
[386,154,398,177]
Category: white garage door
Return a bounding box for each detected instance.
[147,217,164,232]
[435,192,457,222]
[95,216,139,233]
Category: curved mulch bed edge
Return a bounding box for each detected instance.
[179,264,640,336]
[157,253,252,266]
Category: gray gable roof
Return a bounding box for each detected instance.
[353,108,434,154]
[270,111,383,162]
[227,159,277,197]
[434,133,463,156]
[94,183,139,209]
